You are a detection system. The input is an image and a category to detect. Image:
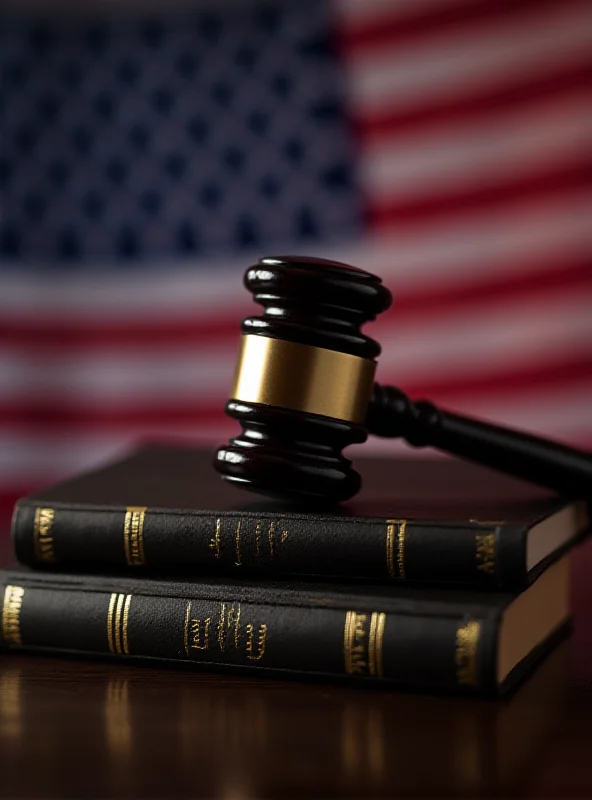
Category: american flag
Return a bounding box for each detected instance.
[1,0,591,521]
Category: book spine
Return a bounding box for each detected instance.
[0,581,495,694]
[12,502,525,589]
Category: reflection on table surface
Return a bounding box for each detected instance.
[0,638,588,799]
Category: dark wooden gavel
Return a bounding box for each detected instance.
[214,255,592,503]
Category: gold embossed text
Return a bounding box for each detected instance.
[123,508,146,566]
[33,508,55,563]
[476,533,496,575]
[2,586,25,647]
[455,620,481,687]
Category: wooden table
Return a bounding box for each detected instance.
[1,538,592,798]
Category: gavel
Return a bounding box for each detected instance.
[215,255,592,503]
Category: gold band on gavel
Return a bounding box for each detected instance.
[230,335,376,424]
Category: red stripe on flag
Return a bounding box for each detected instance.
[374,258,592,329]
[399,353,592,404]
[0,403,228,430]
[339,0,564,55]
[367,164,590,229]
[0,316,246,350]
[353,62,592,142]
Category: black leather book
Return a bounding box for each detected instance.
[0,555,571,696]
[12,443,589,589]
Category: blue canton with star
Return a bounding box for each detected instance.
[0,0,362,268]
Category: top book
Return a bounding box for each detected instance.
[12,443,590,591]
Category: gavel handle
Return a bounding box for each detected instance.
[366,383,592,497]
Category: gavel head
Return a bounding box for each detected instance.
[214,256,392,503]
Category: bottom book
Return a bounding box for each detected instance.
[0,555,570,696]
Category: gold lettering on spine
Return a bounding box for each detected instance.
[33,507,56,563]
[344,612,367,675]
[476,533,496,575]
[397,520,407,580]
[386,521,396,578]
[234,604,241,649]
[184,600,269,664]
[205,517,289,565]
[226,604,236,646]
[217,603,227,650]
[209,518,222,559]
[344,611,355,675]
[123,507,147,566]
[344,610,386,678]
[386,519,407,580]
[1,586,25,648]
[189,618,211,650]
[108,593,132,656]
[183,601,191,657]
[255,522,262,556]
[455,620,481,687]
[246,623,267,661]
[234,520,242,566]
[351,614,367,674]
[216,602,244,652]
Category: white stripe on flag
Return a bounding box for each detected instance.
[376,289,592,381]
[347,3,592,113]
[360,93,592,201]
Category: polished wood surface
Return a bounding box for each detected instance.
[1,536,592,798]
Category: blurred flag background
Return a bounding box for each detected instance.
[1,0,591,521]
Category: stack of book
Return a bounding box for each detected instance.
[2,443,589,695]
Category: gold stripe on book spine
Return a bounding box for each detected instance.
[122,595,132,656]
[375,613,386,677]
[368,612,386,678]
[123,507,147,566]
[368,612,378,675]
[1,586,25,648]
[108,593,132,656]
[114,594,125,654]
[343,611,356,675]
[344,611,386,678]
[107,593,118,654]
